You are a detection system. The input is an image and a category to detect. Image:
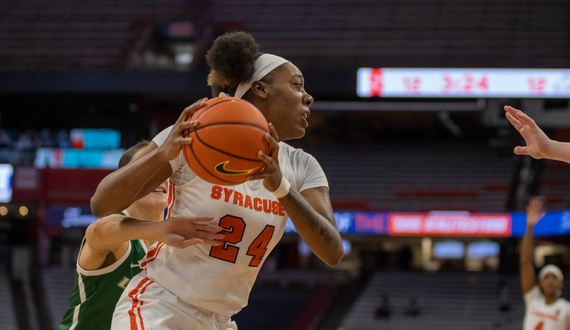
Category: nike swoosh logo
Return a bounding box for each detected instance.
[215,161,259,176]
[131,263,140,268]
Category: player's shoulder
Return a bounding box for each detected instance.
[278,142,316,161]
[558,297,570,306]
[524,285,543,302]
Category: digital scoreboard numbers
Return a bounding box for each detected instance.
[357,68,570,98]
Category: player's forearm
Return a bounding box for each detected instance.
[91,148,169,217]
[86,215,161,248]
[280,190,343,267]
[521,224,534,266]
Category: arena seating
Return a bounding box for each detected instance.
[3,0,567,70]
[211,0,570,69]
[0,0,203,69]
[339,271,566,330]
[0,265,18,330]
[539,160,570,210]
[304,143,516,212]
[233,286,318,330]
[41,266,76,329]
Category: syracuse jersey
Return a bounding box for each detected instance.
[523,286,570,330]
[140,126,328,319]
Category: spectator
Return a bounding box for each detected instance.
[498,279,511,312]
[375,294,391,319]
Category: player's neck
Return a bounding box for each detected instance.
[544,295,558,305]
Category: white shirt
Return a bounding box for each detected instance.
[142,126,329,318]
[523,286,570,330]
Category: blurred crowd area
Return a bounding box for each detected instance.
[0,129,72,166]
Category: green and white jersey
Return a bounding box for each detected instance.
[60,212,149,330]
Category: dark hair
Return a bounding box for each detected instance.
[118,140,150,169]
[206,31,261,96]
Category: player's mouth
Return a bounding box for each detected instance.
[301,110,310,127]
[153,185,167,194]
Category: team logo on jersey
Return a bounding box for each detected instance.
[215,161,259,176]
[117,276,131,289]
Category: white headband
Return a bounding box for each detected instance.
[539,264,563,281]
[229,54,290,99]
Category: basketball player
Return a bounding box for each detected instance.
[91,31,344,329]
[521,196,570,330]
[505,105,570,163]
[60,141,225,330]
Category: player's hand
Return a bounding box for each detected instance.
[155,216,226,249]
[526,196,545,228]
[157,98,207,161]
[248,123,283,193]
[505,106,552,159]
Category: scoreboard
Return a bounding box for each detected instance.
[357,68,570,98]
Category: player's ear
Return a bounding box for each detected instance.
[250,81,269,100]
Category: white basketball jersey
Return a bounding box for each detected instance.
[523,286,570,330]
[143,126,328,318]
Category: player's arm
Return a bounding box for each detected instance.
[520,197,544,294]
[287,187,344,267]
[90,99,206,217]
[505,106,570,163]
[79,214,226,271]
[250,124,344,267]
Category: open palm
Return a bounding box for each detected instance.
[504,106,551,159]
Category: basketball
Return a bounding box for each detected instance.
[182,97,271,186]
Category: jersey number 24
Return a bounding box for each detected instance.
[209,215,275,267]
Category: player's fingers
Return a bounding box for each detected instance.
[179,238,205,248]
[177,120,199,131]
[247,173,269,181]
[257,151,273,163]
[505,113,523,131]
[514,146,529,155]
[173,137,192,145]
[198,239,224,246]
[268,122,280,141]
[505,105,523,117]
[176,98,207,124]
[194,224,224,233]
[257,151,277,172]
[198,232,226,240]
[506,106,535,126]
[188,217,215,223]
[265,133,280,160]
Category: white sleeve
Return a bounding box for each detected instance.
[284,146,328,192]
[298,153,328,192]
[523,285,542,304]
[152,125,185,174]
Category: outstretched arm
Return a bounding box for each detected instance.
[505,105,570,163]
[90,99,206,217]
[520,197,544,294]
[249,124,344,267]
[79,215,226,271]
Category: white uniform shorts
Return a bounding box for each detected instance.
[111,272,238,330]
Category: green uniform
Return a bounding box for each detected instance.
[60,213,148,330]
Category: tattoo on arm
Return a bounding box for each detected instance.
[286,192,318,230]
[286,190,336,245]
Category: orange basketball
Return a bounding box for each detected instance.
[182,97,270,185]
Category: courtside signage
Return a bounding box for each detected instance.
[285,211,570,237]
[357,68,570,98]
[387,213,511,237]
